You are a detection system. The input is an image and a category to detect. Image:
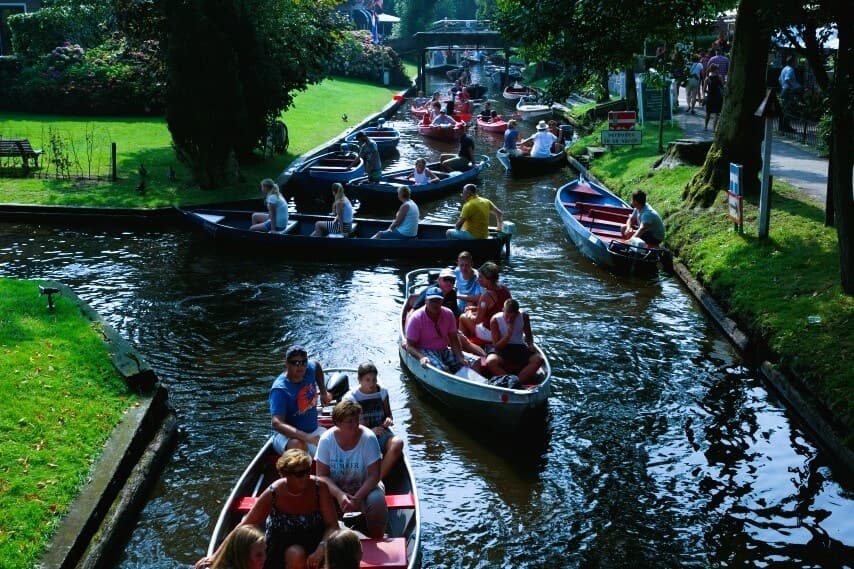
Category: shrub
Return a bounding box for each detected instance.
[7,4,110,59]
[5,37,165,115]
[327,30,409,87]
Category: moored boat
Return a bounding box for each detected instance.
[496,147,566,177]
[475,115,508,134]
[502,82,539,100]
[515,95,553,121]
[204,369,421,569]
[177,207,511,261]
[398,268,551,433]
[554,175,669,274]
[282,146,364,192]
[343,124,400,156]
[347,157,487,207]
[464,84,488,99]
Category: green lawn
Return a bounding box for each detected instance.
[0,76,403,207]
[571,122,854,443]
[0,278,136,568]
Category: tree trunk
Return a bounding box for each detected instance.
[830,9,854,293]
[625,66,637,111]
[683,0,773,206]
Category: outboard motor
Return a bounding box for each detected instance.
[559,124,575,141]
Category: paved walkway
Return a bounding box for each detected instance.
[671,89,830,204]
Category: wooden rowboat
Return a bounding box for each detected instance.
[496,147,566,177]
[398,268,551,433]
[347,157,487,207]
[177,207,511,261]
[475,115,508,134]
[204,369,421,569]
[344,126,401,156]
[554,175,669,274]
[282,148,364,192]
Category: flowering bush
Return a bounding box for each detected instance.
[5,37,166,115]
[327,30,408,86]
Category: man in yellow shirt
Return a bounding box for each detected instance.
[446,184,503,240]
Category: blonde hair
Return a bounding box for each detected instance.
[275,448,311,476]
[415,158,426,168]
[397,185,412,199]
[212,525,265,569]
[331,182,346,203]
[261,178,281,199]
[325,529,362,569]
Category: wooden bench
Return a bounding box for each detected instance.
[0,138,44,170]
[232,492,415,513]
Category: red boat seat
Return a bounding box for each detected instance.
[572,213,625,229]
[360,537,407,568]
[232,492,415,513]
[591,228,625,239]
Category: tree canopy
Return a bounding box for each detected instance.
[164,0,341,188]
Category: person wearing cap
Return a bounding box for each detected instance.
[352,131,382,182]
[486,298,544,384]
[403,285,467,373]
[446,183,503,240]
[430,108,456,126]
[372,185,420,239]
[270,346,333,456]
[404,267,460,319]
[441,131,475,172]
[520,120,558,158]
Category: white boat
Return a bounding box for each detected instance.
[204,369,421,569]
[398,268,551,432]
[515,95,553,120]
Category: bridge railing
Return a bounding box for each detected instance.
[428,19,492,32]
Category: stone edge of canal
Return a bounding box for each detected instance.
[38,281,178,569]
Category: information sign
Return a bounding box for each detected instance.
[727,191,742,225]
[601,129,642,145]
[728,163,743,229]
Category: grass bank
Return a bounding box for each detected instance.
[570,122,853,445]
[0,76,403,208]
[0,278,136,568]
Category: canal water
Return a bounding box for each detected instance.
[1,67,852,568]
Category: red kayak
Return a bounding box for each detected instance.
[476,115,508,133]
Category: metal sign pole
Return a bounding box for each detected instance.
[758,114,773,238]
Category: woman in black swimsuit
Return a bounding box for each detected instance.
[196,449,338,569]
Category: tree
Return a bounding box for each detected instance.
[164,0,340,189]
[683,0,774,204]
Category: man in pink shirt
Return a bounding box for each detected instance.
[403,286,467,373]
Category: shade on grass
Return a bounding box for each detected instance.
[0,278,136,568]
[570,121,853,443]
[0,76,405,207]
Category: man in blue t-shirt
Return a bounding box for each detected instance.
[622,190,666,247]
[270,345,332,456]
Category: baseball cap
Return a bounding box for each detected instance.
[439,268,455,280]
[425,286,444,300]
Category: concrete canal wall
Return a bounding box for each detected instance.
[37,282,178,569]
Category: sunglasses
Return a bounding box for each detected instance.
[288,468,311,478]
[288,359,308,367]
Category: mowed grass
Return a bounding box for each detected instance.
[0,278,136,568]
[0,76,404,207]
[571,122,854,441]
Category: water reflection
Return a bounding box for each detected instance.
[0,64,851,568]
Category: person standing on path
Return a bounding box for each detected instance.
[686,54,704,114]
[707,49,730,84]
[703,63,725,131]
[779,56,802,133]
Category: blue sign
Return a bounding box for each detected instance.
[729,163,742,196]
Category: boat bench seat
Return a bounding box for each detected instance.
[348,222,359,237]
[572,213,625,230]
[233,492,414,513]
[591,228,625,239]
[310,165,350,172]
[280,221,298,234]
[565,201,633,215]
[360,537,407,568]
